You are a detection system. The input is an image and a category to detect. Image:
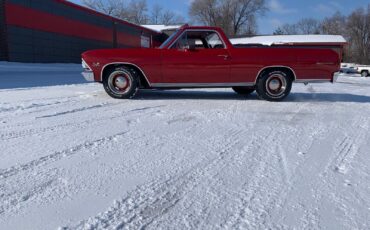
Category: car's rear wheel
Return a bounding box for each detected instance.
[361,71,369,77]
[256,70,292,101]
[103,66,139,99]
[232,86,255,95]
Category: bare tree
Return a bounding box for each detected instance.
[161,10,184,25]
[229,0,266,35]
[83,0,184,25]
[150,4,163,24]
[274,18,320,35]
[320,12,347,35]
[190,0,266,36]
[273,23,298,35]
[83,0,148,24]
[125,0,148,24]
[346,6,370,64]
[297,18,320,34]
[244,15,257,36]
[149,4,185,25]
[82,0,128,17]
[189,0,219,28]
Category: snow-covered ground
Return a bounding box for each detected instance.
[0,64,370,230]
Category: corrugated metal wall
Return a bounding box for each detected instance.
[0,0,8,61]
[3,0,165,63]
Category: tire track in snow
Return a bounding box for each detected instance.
[0,105,201,217]
[222,102,319,229]
[269,113,369,229]
[36,103,115,119]
[0,104,166,141]
[0,173,70,216]
[330,116,368,175]
[148,102,307,229]
[66,101,297,229]
[0,101,64,113]
[0,95,87,117]
[224,127,288,229]
[66,126,250,230]
[309,115,370,228]
[0,131,129,180]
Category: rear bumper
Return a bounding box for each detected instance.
[331,73,339,83]
[82,71,94,82]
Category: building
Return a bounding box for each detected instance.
[0,0,166,63]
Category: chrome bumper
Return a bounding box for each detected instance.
[332,73,339,83]
[82,71,94,82]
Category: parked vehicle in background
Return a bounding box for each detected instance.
[357,65,370,77]
[340,67,359,74]
[341,63,357,69]
[82,25,346,101]
[340,63,358,74]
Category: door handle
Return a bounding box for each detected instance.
[218,55,229,60]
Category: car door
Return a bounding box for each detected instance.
[160,30,230,85]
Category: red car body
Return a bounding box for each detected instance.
[81,25,346,100]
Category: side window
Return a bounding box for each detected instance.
[206,33,225,49]
[172,32,188,50]
[171,31,225,50]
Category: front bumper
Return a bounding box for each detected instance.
[82,71,95,82]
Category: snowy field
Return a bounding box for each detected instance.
[0,63,370,229]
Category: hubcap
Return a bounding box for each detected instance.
[268,79,281,91]
[115,76,128,89]
[265,74,287,98]
[108,70,132,95]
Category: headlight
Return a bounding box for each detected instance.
[82,59,92,71]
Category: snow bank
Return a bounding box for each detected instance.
[230,35,347,46]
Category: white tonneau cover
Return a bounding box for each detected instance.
[141,25,182,32]
[230,35,347,46]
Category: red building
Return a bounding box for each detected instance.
[0,0,166,63]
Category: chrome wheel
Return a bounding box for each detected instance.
[361,71,368,77]
[265,73,287,98]
[108,70,133,95]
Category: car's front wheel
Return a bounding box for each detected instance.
[103,66,139,99]
[256,70,292,101]
[361,71,369,77]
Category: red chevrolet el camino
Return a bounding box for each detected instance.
[81,25,346,101]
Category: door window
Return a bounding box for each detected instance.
[171,31,225,50]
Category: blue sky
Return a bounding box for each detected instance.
[70,0,369,34]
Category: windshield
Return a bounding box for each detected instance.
[159,30,180,49]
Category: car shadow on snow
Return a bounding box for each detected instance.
[287,93,370,103]
[135,90,370,103]
[135,90,258,101]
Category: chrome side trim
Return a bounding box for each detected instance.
[295,79,331,83]
[151,82,255,88]
[255,65,297,84]
[100,62,151,86]
[316,62,336,65]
